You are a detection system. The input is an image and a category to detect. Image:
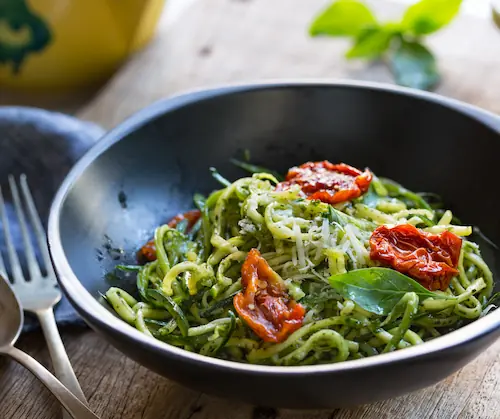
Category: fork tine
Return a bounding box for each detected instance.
[0,230,5,277]
[0,185,24,283]
[9,175,42,281]
[20,174,54,276]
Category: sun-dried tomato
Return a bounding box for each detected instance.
[233,249,305,343]
[136,210,201,264]
[137,240,157,264]
[276,161,372,205]
[166,209,201,230]
[369,224,462,291]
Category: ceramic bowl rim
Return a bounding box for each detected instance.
[48,79,500,375]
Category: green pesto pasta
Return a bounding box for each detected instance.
[104,163,497,366]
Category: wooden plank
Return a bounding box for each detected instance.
[77,0,500,129]
[1,329,500,419]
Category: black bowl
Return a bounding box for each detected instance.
[48,81,500,409]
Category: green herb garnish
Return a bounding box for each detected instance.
[309,0,462,90]
[329,267,453,315]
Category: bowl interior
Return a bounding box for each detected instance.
[55,84,500,324]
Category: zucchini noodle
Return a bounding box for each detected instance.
[105,167,497,366]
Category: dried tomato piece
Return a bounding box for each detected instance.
[276,161,372,205]
[369,224,462,291]
[137,210,201,263]
[233,249,305,343]
[167,209,201,230]
[137,240,157,264]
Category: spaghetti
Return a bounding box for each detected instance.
[104,161,496,365]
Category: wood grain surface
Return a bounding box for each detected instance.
[1,329,499,419]
[77,0,500,128]
[1,0,500,418]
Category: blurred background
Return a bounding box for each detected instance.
[0,0,499,128]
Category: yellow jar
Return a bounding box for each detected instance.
[0,0,166,90]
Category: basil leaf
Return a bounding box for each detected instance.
[402,0,462,35]
[147,289,190,337]
[418,192,443,210]
[230,158,284,181]
[199,295,235,317]
[212,310,236,356]
[484,292,500,309]
[115,264,141,272]
[309,0,376,37]
[358,184,380,208]
[413,215,435,227]
[389,40,439,91]
[380,177,432,210]
[345,27,393,59]
[301,284,341,308]
[193,193,206,209]
[329,267,452,315]
[495,4,500,30]
[210,167,231,187]
[327,205,374,230]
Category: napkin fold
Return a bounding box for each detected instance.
[0,107,105,332]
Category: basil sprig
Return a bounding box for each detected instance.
[329,267,454,315]
[309,0,463,90]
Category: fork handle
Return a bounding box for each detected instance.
[3,346,99,419]
[37,308,89,410]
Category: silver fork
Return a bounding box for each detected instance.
[0,174,88,418]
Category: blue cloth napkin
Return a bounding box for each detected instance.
[0,106,105,332]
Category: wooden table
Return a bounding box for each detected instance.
[1,1,500,418]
